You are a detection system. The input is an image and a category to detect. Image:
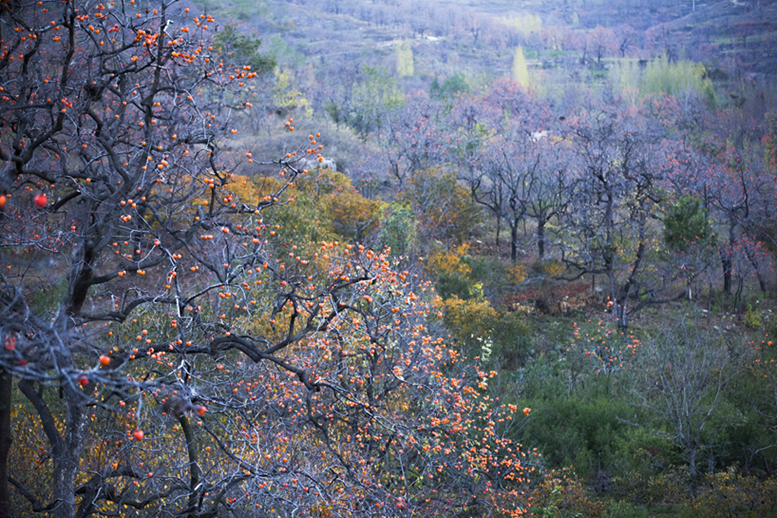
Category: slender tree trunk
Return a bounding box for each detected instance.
[0,369,12,518]
[722,225,736,295]
[613,282,628,329]
[688,442,698,479]
[756,270,767,293]
[55,386,85,518]
[745,246,767,292]
[615,300,628,329]
[721,249,732,295]
[495,214,501,248]
[510,220,519,263]
[179,415,202,518]
[537,216,546,260]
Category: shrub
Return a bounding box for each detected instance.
[521,394,635,479]
[531,467,605,517]
[692,471,777,518]
[438,295,530,368]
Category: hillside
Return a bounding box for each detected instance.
[194,0,777,86]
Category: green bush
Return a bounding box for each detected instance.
[663,195,715,252]
[611,429,685,503]
[521,395,634,479]
[604,500,649,518]
[744,304,765,329]
[379,203,417,256]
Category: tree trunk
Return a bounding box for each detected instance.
[722,225,736,295]
[0,369,12,518]
[615,299,628,329]
[756,270,767,293]
[537,216,546,261]
[745,246,767,293]
[19,378,86,518]
[179,415,202,518]
[721,250,732,295]
[495,214,501,248]
[510,220,519,263]
[688,441,698,479]
[613,282,628,329]
[56,385,85,518]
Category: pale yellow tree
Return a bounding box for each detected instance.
[397,40,414,77]
[513,46,530,86]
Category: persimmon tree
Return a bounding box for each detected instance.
[557,100,685,328]
[0,1,540,517]
[467,136,530,264]
[666,137,775,301]
[469,126,571,263]
[707,145,774,298]
[443,92,503,247]
[0,0,273,514]
[454,81,559,260]
[372,98,448,189]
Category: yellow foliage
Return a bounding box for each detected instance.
[253,175,286,198]
[500,13,542,33]
[439,295,498,343]
[507,264,527,284]
[250,171,383,253]
[512,46,530,86]
[312,172,384,241]
[225,174,259,203]
[426,243,471,280]
[274,67,312,117]
[541,259,565,278]
[396,40,413,77]
[310,502,334,518]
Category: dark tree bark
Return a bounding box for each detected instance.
[0,369,11,518]
[510,217,520,263]
[179,415,202,518]
[19,379,85,518]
